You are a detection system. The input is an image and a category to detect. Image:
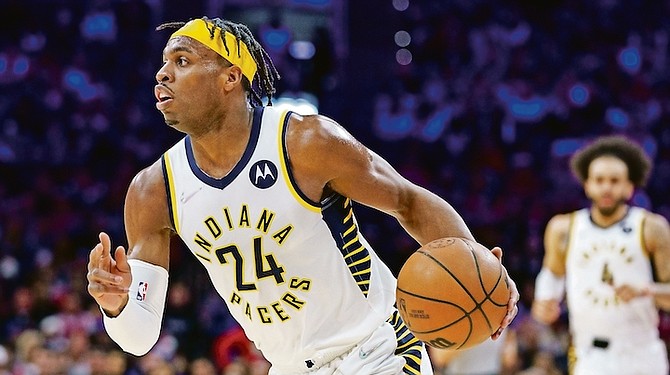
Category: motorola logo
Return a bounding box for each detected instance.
[249,160,278,189]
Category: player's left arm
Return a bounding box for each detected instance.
[287,114,519,334]
[290,114,473,244]
[616,212,670,310]
[644,212,670,310]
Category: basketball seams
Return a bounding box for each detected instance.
[415,249,481,305]
[459,238,498,334]
[397,237,511,350]
[416,243,494,347]
[487,263,510,307]
[468,240,508,308]
[397,286,468,307]
[421,239,508,340]
[396,287,475,347]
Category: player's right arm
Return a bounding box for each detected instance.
[86,159,173,355]
[531,214,570,325]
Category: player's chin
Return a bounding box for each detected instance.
[164,119,179,127]
[596,204,617,216]
[161,114,180,128]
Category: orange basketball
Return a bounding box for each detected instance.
[396,237,510,350]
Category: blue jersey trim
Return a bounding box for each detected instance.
[321,194,372,297]
[185,107,264,189]
[280,112,321,208]
[161,154,176,231]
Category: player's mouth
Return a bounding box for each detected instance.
[596,197,619,212]
[599,195,615,205]
[155,85,174,110]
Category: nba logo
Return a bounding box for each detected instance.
[136,282,148,301]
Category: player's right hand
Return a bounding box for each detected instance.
[86,232,131,316]
[531,299,561,325]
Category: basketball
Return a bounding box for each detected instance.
[396,237,510,350]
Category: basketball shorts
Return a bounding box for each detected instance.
[573,336,668,375]
[268,310,433,375]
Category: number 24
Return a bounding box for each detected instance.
[215,236,285,291]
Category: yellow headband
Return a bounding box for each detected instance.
[170,19,257,83]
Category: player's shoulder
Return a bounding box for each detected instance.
[125,158,172,228]
[641,208,670,233]
[285,112,360,157]
[287,112,348,141]
[128,159,166,198]
[546,212,574,234]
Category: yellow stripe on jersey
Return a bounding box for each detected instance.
[403,356,422,375]
[163,152,180,234]
[387,311,424,374]
[277,110,321,213]
[565,211,577,260]
[640,214,650,258]
[352,269,370,277]
[342,223,356,238]
[343,208,353,223]
[349,255,371,268]
[343,235,359,249]
[344,245,366,259]
[568,343,576,375]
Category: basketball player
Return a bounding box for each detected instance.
[85,17,519,375]
[532,135,670,375]
[429,330,515,375]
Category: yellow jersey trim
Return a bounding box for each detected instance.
[278,111,321,213]
[163,152,180,234]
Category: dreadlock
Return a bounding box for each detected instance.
[156,17,281,106]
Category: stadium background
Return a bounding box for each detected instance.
[1,0,670,373]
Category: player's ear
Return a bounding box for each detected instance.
[582,180,593,200]
[222,65,244,87]
[624,180,635,200]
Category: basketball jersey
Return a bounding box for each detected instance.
[443,334,506,375]
[161,107,398,372]
[565,207,660,345]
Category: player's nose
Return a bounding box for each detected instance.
[155,65,172,83]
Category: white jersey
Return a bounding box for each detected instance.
[565,207,660,345]
[161,107,403,373]
[443,334,506,375]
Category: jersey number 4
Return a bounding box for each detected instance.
[215,236,285,291]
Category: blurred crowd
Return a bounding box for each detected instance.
[1,0,670,374]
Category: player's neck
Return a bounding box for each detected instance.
[189,105,255,179]
[589,204,629,227]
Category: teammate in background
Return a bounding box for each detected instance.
[85,16,519,375]
[429,329,517,375]
[531,135,670,374]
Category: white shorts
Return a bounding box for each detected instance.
[269,311,433,375]
[573,337,668,375]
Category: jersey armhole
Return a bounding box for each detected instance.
[161,153,180,234]
[278,111,321,213]
[640,213,651,259]
[640,214,660,281]
[563,212,577,263]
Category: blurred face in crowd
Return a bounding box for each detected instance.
[189,358,217,375]
[584,155,634,217]
[155,36,231,133]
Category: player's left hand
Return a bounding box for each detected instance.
[614,284,650,302]
[490,247,519,340]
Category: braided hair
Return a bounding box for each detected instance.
[157,17,280,106]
